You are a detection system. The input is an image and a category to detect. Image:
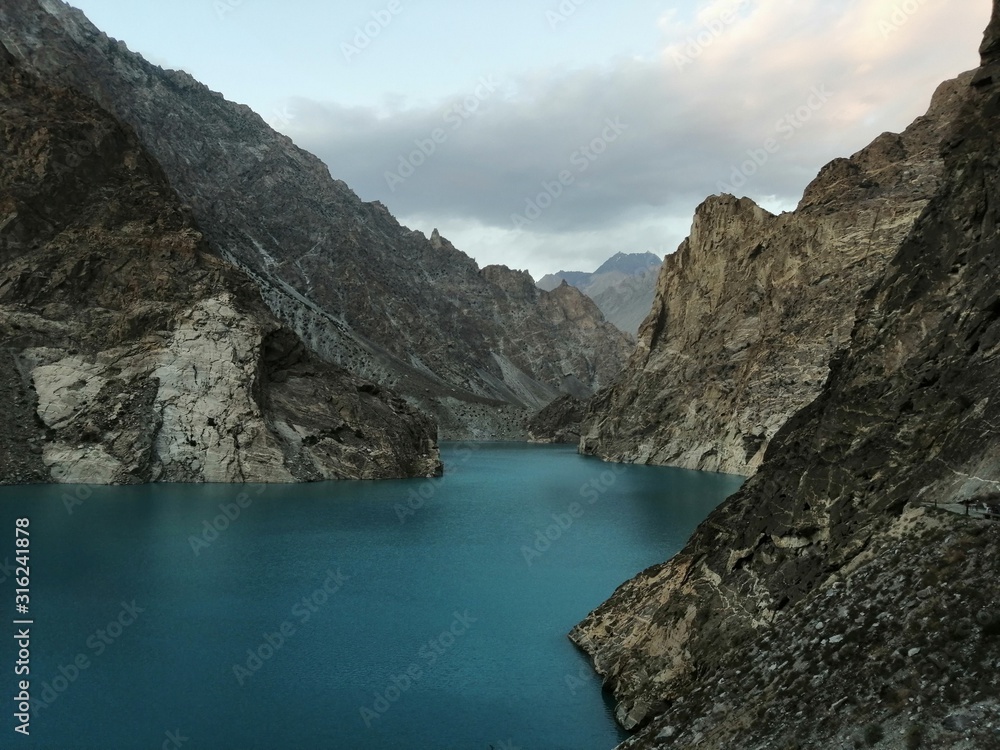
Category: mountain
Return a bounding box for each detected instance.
[537,270,595,291]
[587,266,663,338]
[537,252,663,334]
[579,72,970,476]
[593,252,664,278]
[525,394,587,444]
[0,0,632,440]
[0,40,440,484]
[570,6,1000,748]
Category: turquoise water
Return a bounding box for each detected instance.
[0,443,742,750]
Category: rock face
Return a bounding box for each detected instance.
[579,76,971,475]
[571,10,1000,748]
[0,41,441,484]
[525,395,587,444]
[0,0,631,438]
[538,252,663,335]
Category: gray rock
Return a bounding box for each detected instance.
[569,6,1000,746]
[579,73,969,476]
[0,0,632,439]
[942,713,976,732]
[0,46,440,483]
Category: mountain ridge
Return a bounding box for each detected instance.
[537,251,662,334]
[570,5,1000,747]
[0,39,441,483]
[0,0,632,439]
[578,70,971,476]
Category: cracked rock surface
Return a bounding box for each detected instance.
[580,72,971,476]
[0,0,632,438]
[0,41,441,484]
[571,7,1000,748]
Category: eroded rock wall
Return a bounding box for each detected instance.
[0,42,440,484]
[570,11,1000,748]
[580,74,971,475]
[0,0,632,437]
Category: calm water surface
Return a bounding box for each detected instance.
[0,443,742,750]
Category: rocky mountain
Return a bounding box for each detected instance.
[588,266,663,338]
[525,394,587,444]
[0,0,632,439]
[538,252,662,335]
[571,6,1000,748]
[579,71,971,476]
[0,39,441,484]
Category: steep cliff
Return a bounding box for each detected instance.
[525,394,587,444]
[571,7,1000,748]
[0,41,440,484]
[0,0,631,438]
[580,74,971,475]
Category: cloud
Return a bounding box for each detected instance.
[282,0,989,278]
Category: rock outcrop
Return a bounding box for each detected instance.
[525,395,587,444]
[570,7,1000,748]
[0,0,632,438]
[579,75,971,475]
[0,41,441,484]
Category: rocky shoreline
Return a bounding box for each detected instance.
[570,5,1000,747]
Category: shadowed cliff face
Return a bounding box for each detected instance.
[580,73,971,476]
[0,43,441,484]
[0,0,632,438]
[571,6,1000,748]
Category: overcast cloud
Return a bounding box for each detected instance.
[281,0,989,278]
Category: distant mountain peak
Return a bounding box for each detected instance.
[593,251,662,276]
[536,251,664,335]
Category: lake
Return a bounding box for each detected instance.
[0,443,742,750]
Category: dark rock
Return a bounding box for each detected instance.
[579,74,970,476]
[526,395,588,444]
[0,0,632,438]
[0,42,440,483]
[570,5,1000,747]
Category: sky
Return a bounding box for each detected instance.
[68,0,992,280]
